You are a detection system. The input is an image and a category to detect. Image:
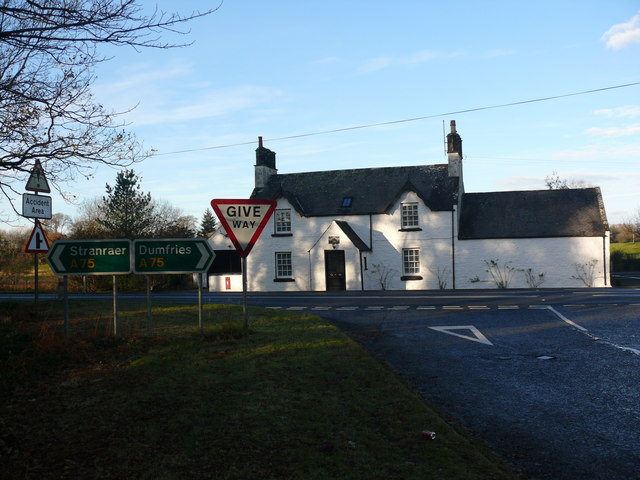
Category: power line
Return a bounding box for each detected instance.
[150,81,640,157]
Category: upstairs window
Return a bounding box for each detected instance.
[401,203,419,229]
[341,197,353,208]
[274,209,291,234]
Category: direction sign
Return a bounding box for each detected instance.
[211,199,277,257]
[133,239,215,274]
[25,160,51,193]
[25,220,50,253]
[47,240,132,275]
[22,193,52,219]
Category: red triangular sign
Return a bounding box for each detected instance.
[25,219,50,253]
[25,160,51,193]
[211,199,277,258]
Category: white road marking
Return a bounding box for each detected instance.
[535,305,640,356]
[429,325,493,346]
[336,306,358,311]
[417,306,437,310]
[389,305,410,310]
[365,306,385,310]
[498,305,519,309]
[469,305,489,310]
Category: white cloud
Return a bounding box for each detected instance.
[128,85,284,126]
[360,56,394,73]
[593,105,640,118]
[601,12,640,49]
[586,124,640,137]
[359,49,462,73]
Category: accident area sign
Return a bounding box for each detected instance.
[22,193,52,219]
[211,199,277,257]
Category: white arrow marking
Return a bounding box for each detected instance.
[51,245,66,272]
[429,325,493,346]
[196,243,210,270]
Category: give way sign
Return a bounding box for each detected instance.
[211,199,277,257]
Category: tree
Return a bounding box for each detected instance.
[41,213,72,238]
[199,208,217,237]
[0,1,216,219]
[544,171,592,189]
[99,169,154,239]
[154,200,197,238]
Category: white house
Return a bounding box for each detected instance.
[207,121,610,292]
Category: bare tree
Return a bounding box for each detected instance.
[0,1,218,219]
[544,171,592,189]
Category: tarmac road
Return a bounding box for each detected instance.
[325,304,640,480]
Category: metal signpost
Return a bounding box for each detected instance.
[47,239,132,336]
[133,239,215,333]
[22,161,52,305]
[210,199,277,329]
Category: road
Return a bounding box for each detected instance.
[4,288,640,479]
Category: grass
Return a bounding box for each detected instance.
[1,300,522,480]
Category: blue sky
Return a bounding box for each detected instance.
[26,1,640,226]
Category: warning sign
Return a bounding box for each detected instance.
[25,220,50,253]
[25,160,51,193]
[211,199,276,257]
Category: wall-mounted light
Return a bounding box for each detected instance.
[328,236,340,249]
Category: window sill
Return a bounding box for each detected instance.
[272,233,293,237]
[401,275,423,281]
[399,228,422,232]
[274,278,295,282]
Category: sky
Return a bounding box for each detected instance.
[10,0,640,229]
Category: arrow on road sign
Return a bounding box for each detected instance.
[211,199,277,257]
[47,240,132,275]
[133,239,215,274]
[24,219,50,253]
[428,325,494,346]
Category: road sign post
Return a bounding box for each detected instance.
[211,199,277,329]
[133,239,215,333]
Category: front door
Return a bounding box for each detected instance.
[324,250,346,291]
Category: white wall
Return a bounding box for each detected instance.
[454,236,610,288]
[207,195,610,291]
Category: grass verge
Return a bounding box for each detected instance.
[1,300,521,479]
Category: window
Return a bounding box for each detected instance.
[275,209,291,234]
[275,252,292,278]
[401,203,419,229]
[341,196,353,208]
[402,248,420,275]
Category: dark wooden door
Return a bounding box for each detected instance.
[324,250,346,291]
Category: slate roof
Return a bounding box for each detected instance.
[335,220,371,251]
[458,188,609,239]
[251,164,459,216]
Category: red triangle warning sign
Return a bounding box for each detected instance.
[25,219,50,253]
[25,160,51,193]
[211,199,277,258]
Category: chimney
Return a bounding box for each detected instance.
[447,120,462,178]
[254,136,277,189]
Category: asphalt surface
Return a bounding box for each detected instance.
[323,304,640,480]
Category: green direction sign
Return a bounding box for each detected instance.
[47,240,132,275]
[133,239,215,274]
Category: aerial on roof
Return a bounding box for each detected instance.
[251,164,460,216]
